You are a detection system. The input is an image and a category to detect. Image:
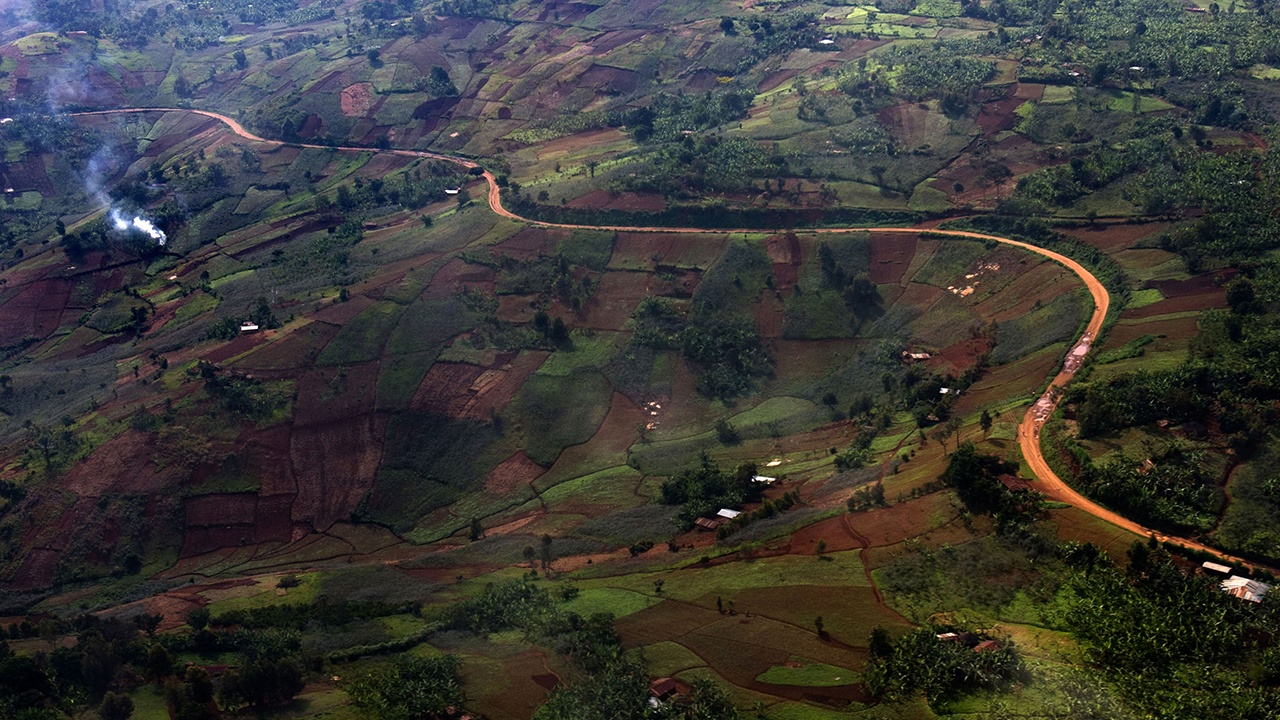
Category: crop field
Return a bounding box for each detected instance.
[3,0,1276,715]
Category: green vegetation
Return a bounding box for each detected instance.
[8,0,1280,716]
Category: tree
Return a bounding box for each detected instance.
[232,49,248,70]
[349,655,466,720]
[367,48,381,65]
[220,658,304,710]
[468,517,483,541]
[540,534,553,569]
[133,613,162,637]
[185,607,211,631]
[586,160,598,178]
[148,644,172,682]
[100,692,134,720]
[816,539,827,558]
[814,616,826,638]
[869,627,894,659]
[720,16,736,34]
[980,408,993,438]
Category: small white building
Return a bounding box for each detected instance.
[1201,561,1232,575]
[751,475,777,485]
[1222,575,1271,603]
[239,322,260,333]
[716,509,741,520]
[444,188,461,195]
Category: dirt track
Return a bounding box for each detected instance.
[71,107,1259,569]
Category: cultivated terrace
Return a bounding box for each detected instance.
[1,0,1280,718]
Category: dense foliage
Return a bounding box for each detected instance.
[864,627,1024,704]
[659,455,761,528]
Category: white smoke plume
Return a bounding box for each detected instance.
[110,208,166,245]
[81,146,167,247]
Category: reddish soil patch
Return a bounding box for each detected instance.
[1102,315,1200,348]
[182,493,295,556]
[309,294,375,326]
[427,258,496,297]
[294,361,380,425]
[485,510,545,536]
[894,282,946,313]
[289,415,386,531]
[62,429,185,497]
[933,335,992,376]
[752,298,785,338]
[850,495,960,548]
[201,331,270,364]
[582,271,649,330]
[0,277,70,345]
[1148,269,1235,299]
[235,321,341,372]
[970,263,1077,323]
[790,515,864,553]
[498,226,562,259]
[579,64,639,94]
[1126,291,1226,319]
[1013,82,1045,101]
[461,351,548,419]
[485,451,545,495]
[1059,222,1171,253]
[10,549,62,591]
[765,233,801,265]
[244,425,299,497]
[869,232,917,284]
[976,86,1027,136]
[497,294,541,324]
[686,69,723,92]
[466,649,556,719]
[340,82,375,117]
[412,362,486,414]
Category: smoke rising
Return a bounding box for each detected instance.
[110,208,166,245]
[81,143,167,247]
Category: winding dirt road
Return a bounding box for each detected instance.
[72,107,1261,569]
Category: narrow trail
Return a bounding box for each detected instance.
[71,107,1263,571]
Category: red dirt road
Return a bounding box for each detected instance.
[72,108,1259,569]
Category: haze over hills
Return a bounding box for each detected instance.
[2,0,1280,718]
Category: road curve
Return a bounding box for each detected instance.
[72,107,1262,569]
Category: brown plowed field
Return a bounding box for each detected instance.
[582,271,650,329]
[293,361,380,425]
[1059,222,1170,252]
[428,258,496,297]
[412,362,486,414]
[498,226,563,258]
[1126,291,1226,319]
[182,493,295,556]
[309,294,375,325]
[1102,315,1199,347]
[244,425,298,496]
[289,414,386,531]
[234,322,340,371]
[61,429,185,497]
[201,331,270,364]
[1148,269,1235,299]
[459,350,548,419]
[849,493,962,548]
[485,451,545,495]
[869,233,917,284]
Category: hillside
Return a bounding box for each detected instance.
[3,0,1280,719]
